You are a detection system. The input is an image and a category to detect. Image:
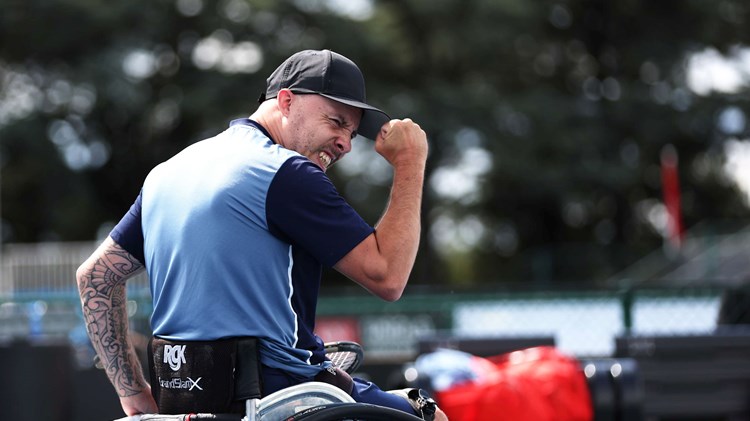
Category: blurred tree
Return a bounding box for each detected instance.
[0,0,748,286]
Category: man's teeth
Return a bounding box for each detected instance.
[319,152,332,168]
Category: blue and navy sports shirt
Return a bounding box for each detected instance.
[111,119,374,378]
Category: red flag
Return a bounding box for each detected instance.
[660,144,683,250]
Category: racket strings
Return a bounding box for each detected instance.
[328,350,360,372]
[323,341,364,373]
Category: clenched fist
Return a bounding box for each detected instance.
[374,119,428,168]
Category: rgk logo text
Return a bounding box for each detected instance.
[164,344,186,371]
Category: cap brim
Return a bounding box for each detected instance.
[320,94,390,140]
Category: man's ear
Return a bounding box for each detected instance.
[276,89,293,117]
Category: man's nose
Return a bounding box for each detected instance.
[334,134,352,155]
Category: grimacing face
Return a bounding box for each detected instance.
[283,92,363,172]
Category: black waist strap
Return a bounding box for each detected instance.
[148,337,262,415]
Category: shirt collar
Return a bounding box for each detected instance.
[229,118,275,143]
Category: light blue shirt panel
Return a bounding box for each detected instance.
[141,124,321,376]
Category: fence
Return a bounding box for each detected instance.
[0,241,151,343]
[1,241,739,362]
[313,287,725,360]
[0,241,150,296]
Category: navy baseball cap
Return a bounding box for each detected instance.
[258,49,390,140]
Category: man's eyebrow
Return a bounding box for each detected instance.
[331,113,354,128]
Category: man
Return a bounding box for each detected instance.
[77,49,446,420]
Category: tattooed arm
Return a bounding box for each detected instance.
[76,236,158,416]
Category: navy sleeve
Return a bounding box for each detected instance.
[266,157,374,267]
[109,191,146,265]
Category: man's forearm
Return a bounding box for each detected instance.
[76,237,149,397]
[373,161,425,286]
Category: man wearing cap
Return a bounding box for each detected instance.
[77,49,446,420]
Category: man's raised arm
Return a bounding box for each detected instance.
[334,119,428,301]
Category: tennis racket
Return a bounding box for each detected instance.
[324,341,364,374]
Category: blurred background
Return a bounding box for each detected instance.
[1,0,749,420]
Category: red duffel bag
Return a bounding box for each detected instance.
[432,346,592,421]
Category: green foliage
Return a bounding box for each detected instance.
[1,0,749,285]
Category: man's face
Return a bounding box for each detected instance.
[283,92,363,172]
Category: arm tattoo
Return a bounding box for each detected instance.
[77,239,147,397]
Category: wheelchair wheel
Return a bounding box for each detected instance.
[290,402,423,421]
[139,414,241,420]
